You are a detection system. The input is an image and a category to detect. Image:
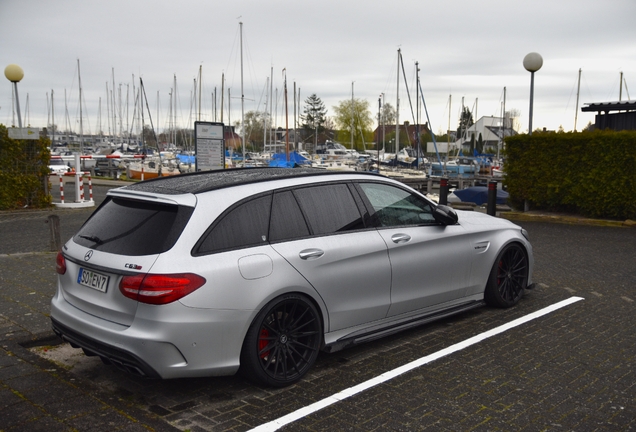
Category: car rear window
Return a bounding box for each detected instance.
[194,194,272,255]
[73,197,194,255]
[269,190,310,242]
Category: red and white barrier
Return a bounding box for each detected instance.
[50,154,145,160]
[53,169,95,209]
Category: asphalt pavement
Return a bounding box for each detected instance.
[0,181,635,431]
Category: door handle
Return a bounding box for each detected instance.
[299,249,325,260]
[391,233,411,244]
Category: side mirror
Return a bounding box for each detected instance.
[433,204,459,226]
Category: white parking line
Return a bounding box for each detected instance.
[249,296,585,432]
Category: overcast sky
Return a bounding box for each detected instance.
[1,0,635,139]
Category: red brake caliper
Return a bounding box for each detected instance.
[498,260,504,285]
[258,328,270,359]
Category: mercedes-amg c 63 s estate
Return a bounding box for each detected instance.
[51,168,534,387]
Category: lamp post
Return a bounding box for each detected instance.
[523,53,542,135]
[4,64,24,128]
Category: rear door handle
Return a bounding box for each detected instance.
[299,249,325,260]
[391,233,411,244]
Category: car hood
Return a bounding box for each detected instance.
[456,210,519,230]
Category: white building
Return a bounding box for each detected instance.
[460,116,518,154]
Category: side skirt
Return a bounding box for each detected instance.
[323,300,485,353]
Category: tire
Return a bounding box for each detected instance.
[484,243,529,308]
[240,293,322,387]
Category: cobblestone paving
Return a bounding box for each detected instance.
[1,212,634,431]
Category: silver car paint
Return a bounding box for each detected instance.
[455,210,534,297]
[378,222,473,317]
[51,289,250,377]
[58,241,158,326]
[51,172,534,379]
[270,230,392,332]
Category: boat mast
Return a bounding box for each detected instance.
[78,59,84,155]
[126,84,130,140]
[105,83,110,140]
[193,79,197,130]
[395,49,400,157]
[112,69,116,143]
[270,66,273,149]
[416,62,420,169]
[351,81,354,150]
[173,74,177,147]
[264,77,269,150]
[378,94,381,171]
[283,68,289,160]
[97,97,101,141]
[240,22,245,159]
[156,90,160,147]
[574,69,581,131]
[500,88,506,160]
[446,94,451,169]
[130,77,135,146]
[51,90,55,149]
[294,82,297,152]
[220,73,224,124]
[198,65,202,122]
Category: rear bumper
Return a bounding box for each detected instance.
[50,287,254,379]
[51,318,160,378]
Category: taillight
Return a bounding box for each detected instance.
[56,251,67,275]
[119,273,206,305]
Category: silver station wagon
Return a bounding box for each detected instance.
[51,168,534,387]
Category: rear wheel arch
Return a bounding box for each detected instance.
[239,291,325,387]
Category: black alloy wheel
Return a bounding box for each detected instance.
[240,294,322,387]
[485,243,529,308]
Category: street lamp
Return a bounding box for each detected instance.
[523,53,543,135]
[4,64,24,128]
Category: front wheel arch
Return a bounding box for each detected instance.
[484,242,529,308]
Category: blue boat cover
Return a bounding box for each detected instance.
[268,151,310,168]
[453,186,509,205]
[176,154,195,164]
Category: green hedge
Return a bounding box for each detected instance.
[504,130,636,220]
[0,124,52,210]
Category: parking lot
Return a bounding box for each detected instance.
[1,185,635,431]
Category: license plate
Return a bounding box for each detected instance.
[77,268,109,293]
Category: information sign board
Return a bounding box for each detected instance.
[194,122,225,171]
[8,127,40,140]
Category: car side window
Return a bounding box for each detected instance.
[195,194,272,255]
[269,190,311,242]
[293,183,365,235]
[358,182,435,227]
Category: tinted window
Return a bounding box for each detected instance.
[269,191,310,242]
[293,184,364,235]
[73,198,193,255]
[196,194,272,254]
[359,183,435,227]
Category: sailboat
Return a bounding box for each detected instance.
[127,157,180,180]
[127,77,181,180]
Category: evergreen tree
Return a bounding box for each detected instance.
[301,94,327,148]
[457,106,474,140]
